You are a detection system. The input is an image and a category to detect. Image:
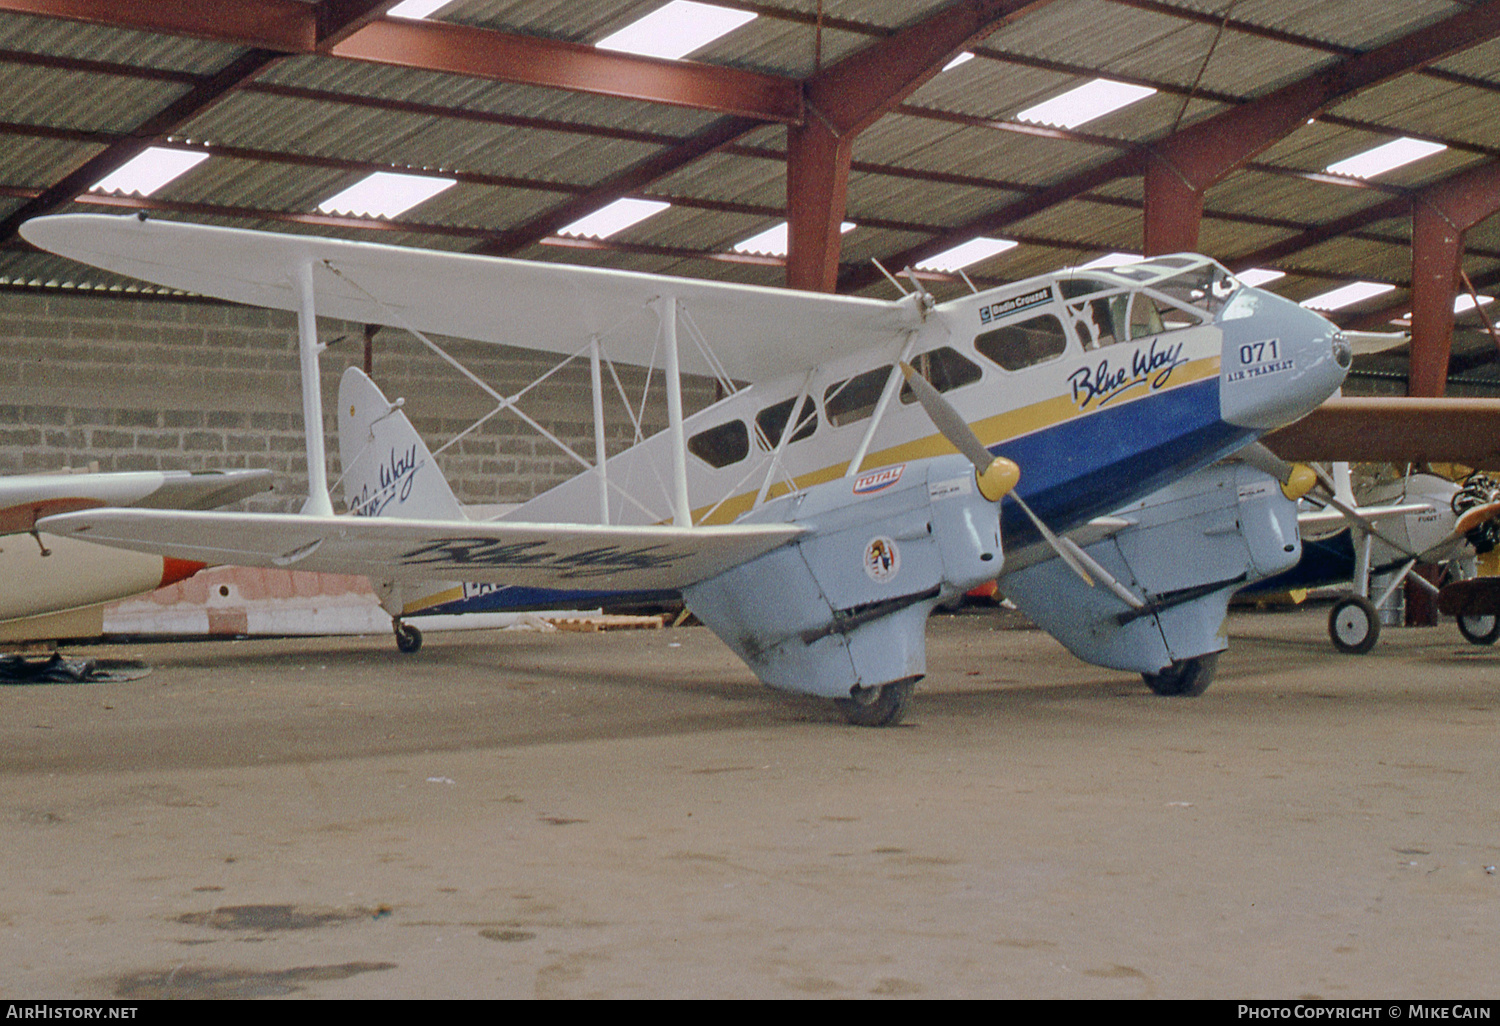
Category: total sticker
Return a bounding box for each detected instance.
[864,536,900,583]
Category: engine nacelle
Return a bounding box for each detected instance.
[683,454,1002,699]
[1000,463,1300,675]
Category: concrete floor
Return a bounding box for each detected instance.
[2,606,1498,999]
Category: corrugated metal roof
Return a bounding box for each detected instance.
[0,0,1490,341]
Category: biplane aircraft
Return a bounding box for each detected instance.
[0,465,270,640]
[1240,462,1500,653]
[23,213,1351,724]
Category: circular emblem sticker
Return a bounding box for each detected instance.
[864,536,900,583]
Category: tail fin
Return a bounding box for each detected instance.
[337,367,466,521]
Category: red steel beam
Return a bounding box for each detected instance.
[845,0,1500,291]
[329,17,802,124]
[1409,161,1500,395]
[787,0,1059,291]
[0,0,316,51]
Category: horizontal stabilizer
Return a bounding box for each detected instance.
[38,508,802,592]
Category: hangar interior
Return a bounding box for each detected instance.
[0,0,1498,512]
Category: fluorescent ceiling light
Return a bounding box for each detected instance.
[1325,137,1447,179]
[559,198,670,239]
[387,0,454,18]
[317,172,457,219]
[1017,79,1157,129]
[90,147,209,197]
[597,1,756,61]
[915,237,1018,273]
[943,52,975,72]
[1456,294,1494,314]
[1236,268,1287,288]
[732,220,854,257]
[1300,281,1396,312]
[1076,251,1143,271]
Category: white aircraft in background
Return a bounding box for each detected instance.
[0,466,271,642]
[24,213,1355,725]
[1238,462,1500,653]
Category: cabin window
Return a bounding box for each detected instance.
[1066,295,1131,349]
[899,346,982,404]
[687,419,749,468]
[823,366,892,427]
[1156,264,1237,315]
[976,313,1070,371]
[1057,277,1112,299]
[1129,292,1201,338]
[755,396,817,450]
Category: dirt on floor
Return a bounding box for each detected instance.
[2,606,1498,999]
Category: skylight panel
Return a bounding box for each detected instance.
[559,198,671,239]
[732,220,854,257]
[90,147,209,197]
[597,1,757,61]
[1325,137,1447,180]
[317,172,457,219]
[387,0,455,19]
[915,237,1017,273]
[1236,268,1287,288]
[943,52,975,72]
[1300,281,1396,312]
[1456,294,1494,314]
[1016,79,1157,130]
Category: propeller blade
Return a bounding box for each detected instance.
[1303,463,1424,559]
[899,361,1140,606]
[1237,442,1316,499]
[898,362,992,472]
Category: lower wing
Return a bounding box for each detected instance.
[38,509,802,593]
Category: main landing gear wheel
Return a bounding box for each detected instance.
[835,678,916,727]
[1457,612,1500,646]
[394,620,423,654]
[1142,652,1218,697]
[1329,596,1380,654]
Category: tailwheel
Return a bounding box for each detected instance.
[835,677,916,728]
[1142,652,1218,697]
[1328,596,1379,654]
[1456,612,1500,646]
[393,620,423,654]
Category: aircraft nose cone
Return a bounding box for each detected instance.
[1218,286,1348,430]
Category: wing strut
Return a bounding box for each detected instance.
[589,335,609,525]
[294,260,335,516]
[655,296,693,527]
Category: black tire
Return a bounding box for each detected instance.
[1142,652,1218,697]
[1328,596,1380,654]
[1457,611,1500,646]
[394,621,423,654]
[835,677,916,727]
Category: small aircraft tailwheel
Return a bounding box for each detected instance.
[835,677,917,728]
[1328,596,1380,654]
[1142,652,1219,697]
[393,620,423,654]
[1456,611,1500,646]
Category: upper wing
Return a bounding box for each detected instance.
[37,508,801,592]
[1264,397,1500,466]
[20,214,919,383]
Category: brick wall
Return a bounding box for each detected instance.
[0,290,712,512]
